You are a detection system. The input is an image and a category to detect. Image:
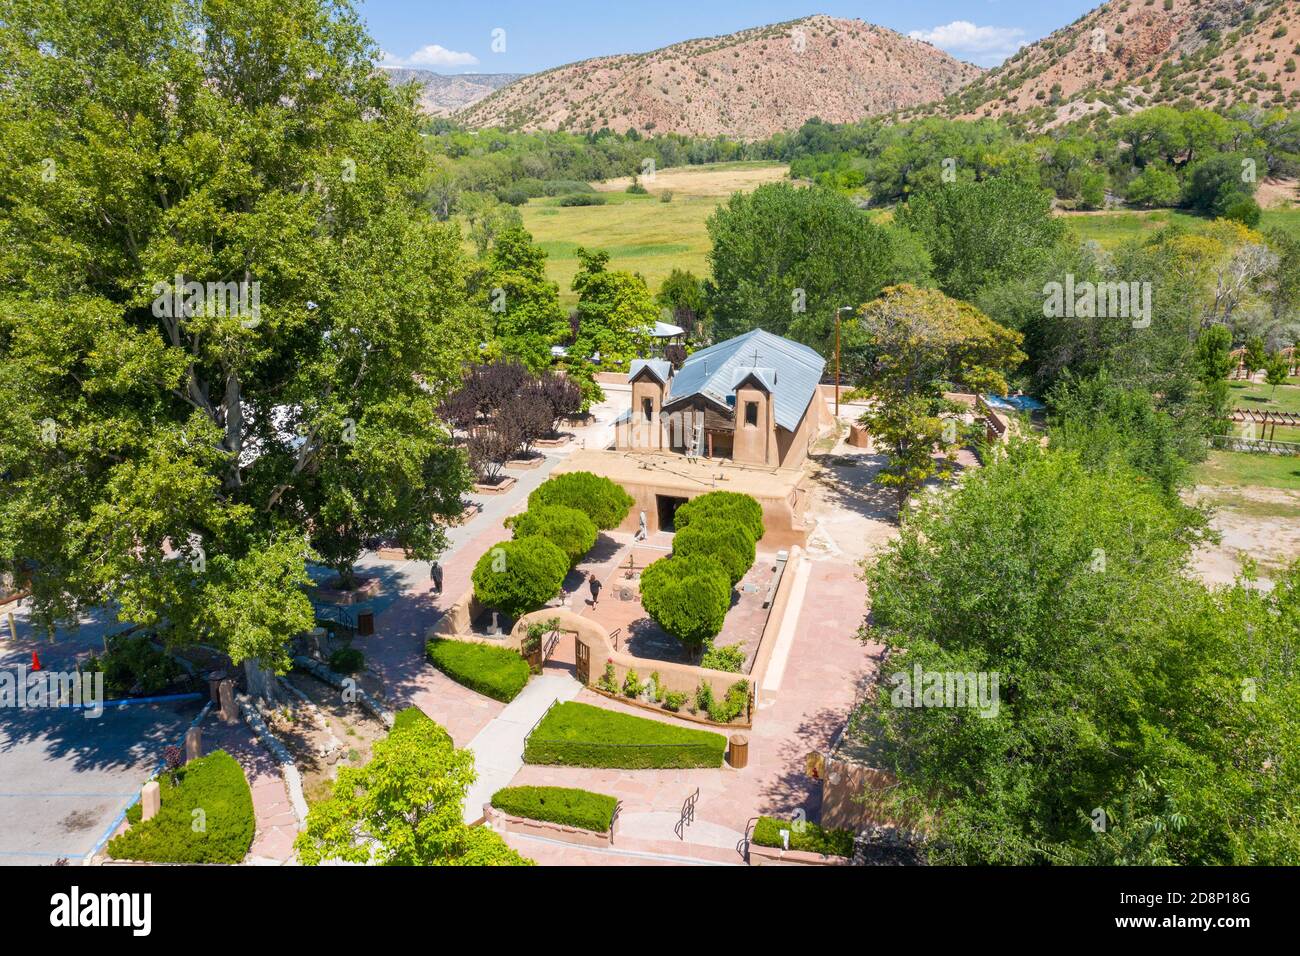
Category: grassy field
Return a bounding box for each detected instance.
[1061,207,1300,248]
[1197,450,1300,492]
[519,161,788,304]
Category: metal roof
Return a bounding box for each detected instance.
[664,329,825,432]
[629,358,672,385]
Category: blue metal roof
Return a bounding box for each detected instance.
[629,358,672,385]
[664,329,825,432]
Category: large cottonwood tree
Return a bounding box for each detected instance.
[0,0,474,679]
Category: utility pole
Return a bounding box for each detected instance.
[835,306,853,416]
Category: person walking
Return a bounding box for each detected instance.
[429,560,444,596]
[588,571,602,607]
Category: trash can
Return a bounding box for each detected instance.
[356,610,375,636]
[728,734,749,769]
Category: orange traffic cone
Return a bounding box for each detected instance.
[31,650,41,671]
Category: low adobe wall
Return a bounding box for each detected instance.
[483,803,617,848]
[747,547,801,697]
[747,843,850,867]
[430,588,521,650]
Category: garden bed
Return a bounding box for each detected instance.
[747,815,854,866]
[506,455,545,470]
[107,751,254,864]
[426,637,530,703]
[491,785,617,831]
[474,476,517,495]
[523,701,726,769]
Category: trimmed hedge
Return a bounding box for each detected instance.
[506,503,598,566]
[471,535,568,620]
[491,785,618,833]
[426,638,530,703]
[752,816,855,858]
[524,701,727,769]
[528,471,633,530]
[674,491,764,542]
[640,554,731,649]
[107,750,254,864]
[672,517,756,587]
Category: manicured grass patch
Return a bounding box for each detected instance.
[491,785,618,832]
[752,815,855,858]
[107,750,254,864]
[1197,450,1300,492]
[523,701,726,768]
[1228,381,1300,415]
[426,638,530,703]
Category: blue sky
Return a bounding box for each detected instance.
[358,0,1099,72]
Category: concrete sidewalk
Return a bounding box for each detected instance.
[461,673,582,823]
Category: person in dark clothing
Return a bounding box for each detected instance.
[588,572,602,607]
[430,560,444,595]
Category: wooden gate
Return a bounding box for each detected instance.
[574,637,590,685]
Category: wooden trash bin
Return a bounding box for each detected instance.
[728,734,749,769]
[356,610,375,636]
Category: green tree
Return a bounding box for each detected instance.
[1244,335,1268,376]
[296,708,531,865]
[1125,163,1182,208]
[855,442,1299,864]
[1184,153,1257,218]
[505,504,597,567]
[480,226,569,373]
[856,285,1025,504]
[1265,352,1291,397]
[527,471,633,531]
[0,0,476,689]
[656,268,709,340]
[704,182,915,355]
[896,174,1066,301]
[569,249,656,369]
[1193,324,1234,418]
[471,537,568,621]
[639,555,731,655]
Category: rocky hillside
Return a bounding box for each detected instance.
[455,15,982,139]
[379,68,526,116]
[904,0,1300,129]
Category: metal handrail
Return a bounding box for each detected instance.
[674,787,700,841]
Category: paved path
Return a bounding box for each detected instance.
[204,718,300,864]
[461,673,581,823]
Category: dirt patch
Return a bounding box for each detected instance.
[268,671,390,806]
[1257,177,1297,210]
[1188,484,1300,587]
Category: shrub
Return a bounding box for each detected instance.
[639,554,731,650]
[672,517,756,586]
[426,638,530,702]
[751,816,855,858]
[663,691,687,712]
[673,491,764,542]
[596,661,618,693]
[505,504,598,566]
[707,679,749,724]
[107,751,254,863]
[700,644,746,673]
[523,701,726,768]
[392,705,448,738]
[328,646,364,674]
[693,681,714,714]
[491,785,618,832]
[659,190,674,203]
[528,471,634,530]
[558,193,606,206]
[648,671,665,702]
[1223,196,1262,227]
[89,632,180,697]
[622,667,641,698]
[625,182,648,195]
[471,536,568,620]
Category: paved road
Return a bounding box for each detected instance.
[0,601,200,865]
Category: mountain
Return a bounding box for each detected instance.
[379,68,526,116]
[454,15,982,139]
[904,0,1300,129]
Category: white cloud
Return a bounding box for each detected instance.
[379,44,479,69]
[908,21,1027,66]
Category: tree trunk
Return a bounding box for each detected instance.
[243,657,280,705]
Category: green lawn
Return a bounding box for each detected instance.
[1197,450,1300,492]
[523,700,727,768]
